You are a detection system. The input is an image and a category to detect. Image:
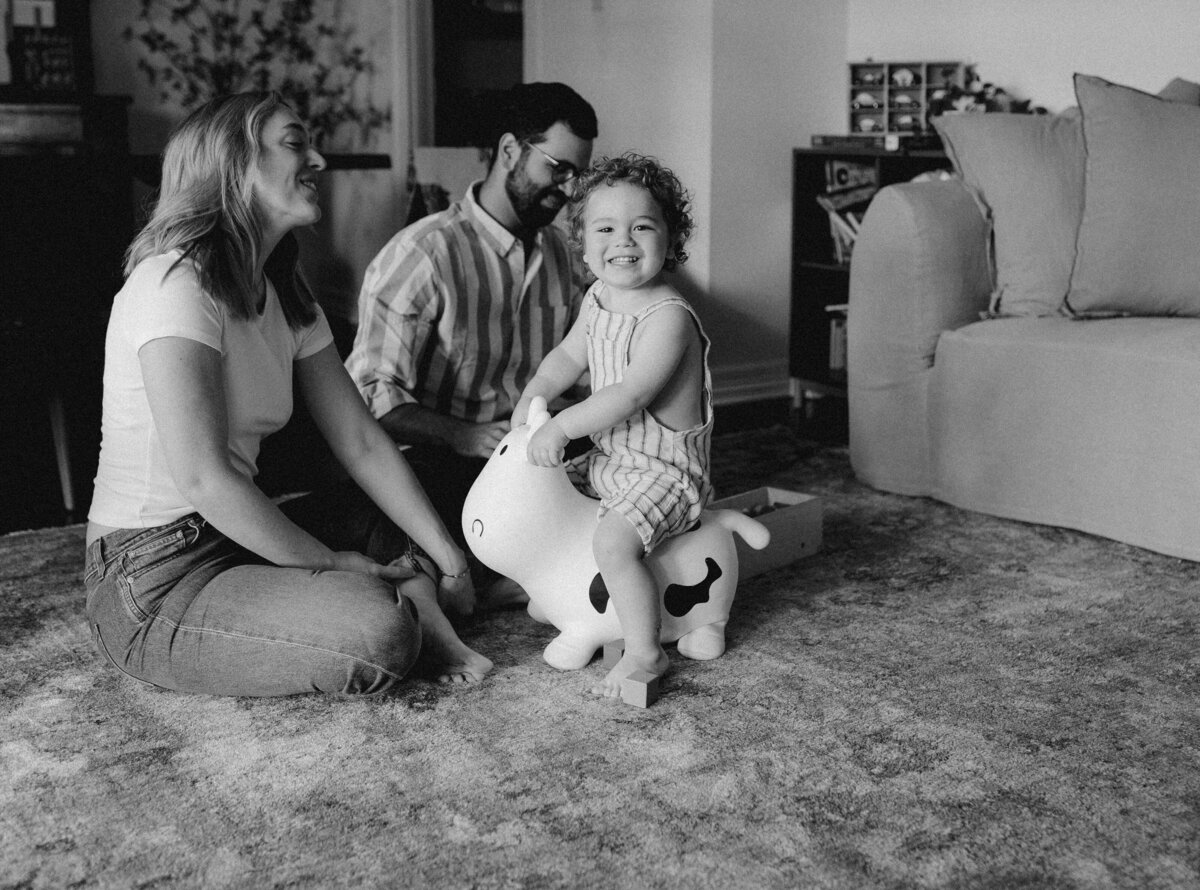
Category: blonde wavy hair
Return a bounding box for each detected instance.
[125,91,317,328]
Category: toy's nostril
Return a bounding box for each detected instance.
[499,445,508,455]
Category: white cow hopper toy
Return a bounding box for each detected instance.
[462,397,770,672]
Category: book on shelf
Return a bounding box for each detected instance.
[825,304,848,382]
[814,159,879,264]
[815,193,871,265]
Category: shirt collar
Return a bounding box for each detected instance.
[464,180,539,257]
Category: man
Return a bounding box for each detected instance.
[344,82,598,598]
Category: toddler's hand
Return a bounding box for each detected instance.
[526,418,569,466]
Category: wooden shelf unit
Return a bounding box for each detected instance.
[789,146,952,399]
[0,96,133,529]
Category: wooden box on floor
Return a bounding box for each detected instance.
[711,487,822,578]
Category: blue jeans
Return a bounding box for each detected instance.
[83,512,421,697]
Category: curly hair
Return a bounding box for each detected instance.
[567,152,694,271]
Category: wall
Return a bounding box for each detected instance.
[708,0,845,401]
[525,0,716,296]
[846,0,1200,112]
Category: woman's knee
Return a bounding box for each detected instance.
[324,576,422,697]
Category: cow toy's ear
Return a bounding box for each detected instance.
[528,396,551,433]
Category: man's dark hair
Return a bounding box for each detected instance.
[479,82,597,164]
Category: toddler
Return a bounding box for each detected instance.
[513,152,713,699]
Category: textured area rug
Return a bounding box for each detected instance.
[2,428,1198,889]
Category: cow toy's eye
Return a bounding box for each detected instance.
[499,445,508,455]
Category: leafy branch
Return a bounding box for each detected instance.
[124,0,389,147]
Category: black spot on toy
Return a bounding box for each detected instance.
[588,572,609,614]
[663,558,723,617]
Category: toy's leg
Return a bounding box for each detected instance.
[527,600,549,624]
[676,619,727,661]
[543,633,601,671]
[601,639,625,669]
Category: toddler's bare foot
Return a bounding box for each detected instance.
[590,647,669,699]
[400,577,493,684]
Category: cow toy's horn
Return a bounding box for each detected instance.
[528,396,551,433]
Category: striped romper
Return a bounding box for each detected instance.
[569,284,714,553]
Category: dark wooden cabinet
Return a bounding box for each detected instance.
[1,96,133,530]
[790,146,951,398]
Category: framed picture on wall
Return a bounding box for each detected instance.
[2,0,93,98]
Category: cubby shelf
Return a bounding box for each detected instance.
[848,60,964,136]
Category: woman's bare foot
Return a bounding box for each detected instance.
[399,576,493,684]
[590,647,669,699]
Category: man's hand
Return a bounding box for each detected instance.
[448,419,510,459]
[510,398,532,429]
[526,418,570,466]
[377,404,508,459]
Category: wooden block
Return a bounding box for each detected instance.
[620,670,660,708]
[601,639,624,669]
[710,487,822,578]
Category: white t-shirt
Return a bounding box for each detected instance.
[89,252,333,528]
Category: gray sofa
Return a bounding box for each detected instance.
[846,74,1200,562]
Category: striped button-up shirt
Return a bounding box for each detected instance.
[346,183,583,424]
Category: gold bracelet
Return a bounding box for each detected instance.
[441,566,472,580]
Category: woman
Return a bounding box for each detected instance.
[84,92,492,696]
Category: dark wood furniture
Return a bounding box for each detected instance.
[1,96,133,531]
[789,146,951,403]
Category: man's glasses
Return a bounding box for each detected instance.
[523,141,580,184]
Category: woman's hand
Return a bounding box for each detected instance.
[526,418,570,467]
[332,550,417,582]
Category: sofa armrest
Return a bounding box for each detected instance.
[847,178,991,494]
[849,178,992,372]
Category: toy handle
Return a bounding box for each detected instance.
[528,396,551,433]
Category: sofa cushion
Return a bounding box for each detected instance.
[1156,76,1200,105]
[933,112,1083,317]
[929,316,1200,561]
[1066,74,1200,317]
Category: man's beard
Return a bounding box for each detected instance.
[505,163,567,230]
